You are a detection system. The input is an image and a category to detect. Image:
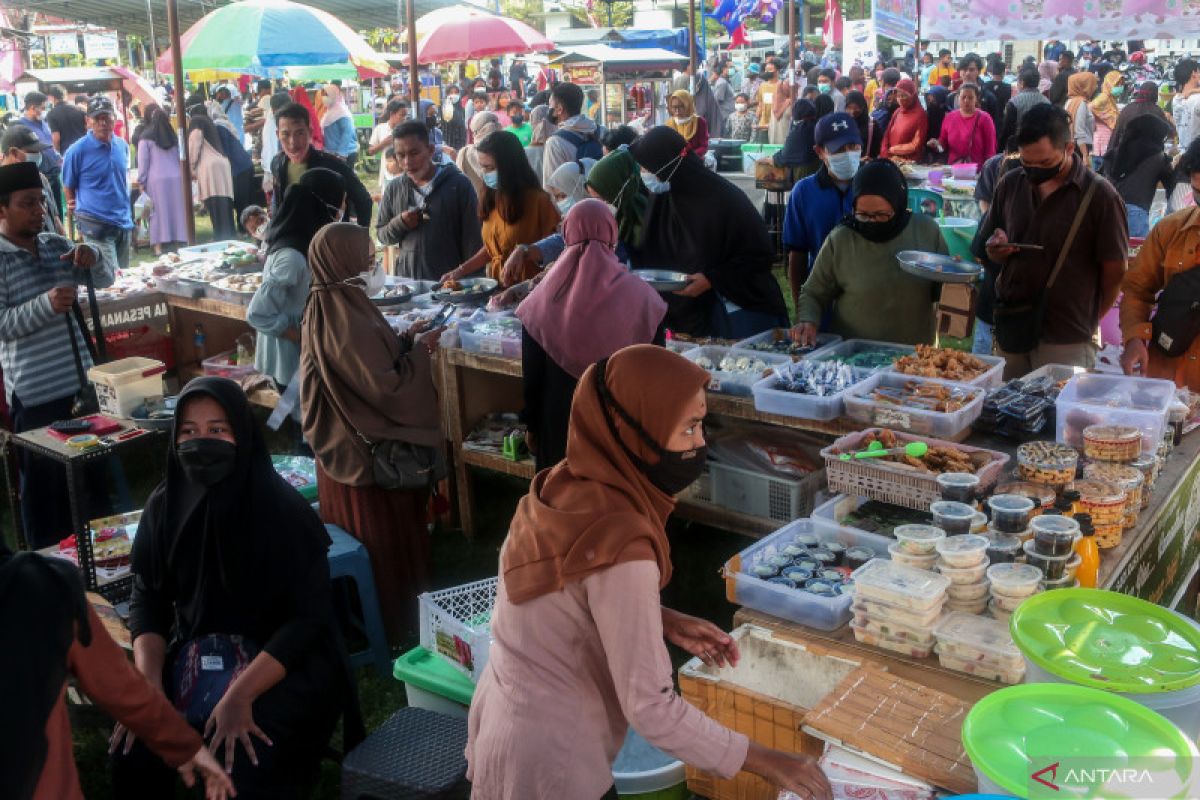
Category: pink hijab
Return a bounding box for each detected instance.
[516,199,667,379]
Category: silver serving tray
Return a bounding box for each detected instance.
[633,269,690,292]
[896,250,982,284]
[431,277,499,305]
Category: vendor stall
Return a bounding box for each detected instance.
[548,45,689,130]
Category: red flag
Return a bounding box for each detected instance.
[731,23,750,48]
[824,0,843,47]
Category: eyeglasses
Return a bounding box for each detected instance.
[854,210,894,223]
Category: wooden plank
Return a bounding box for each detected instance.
[164,294,249,321]
[461,448,536,480]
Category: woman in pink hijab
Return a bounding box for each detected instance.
[515,199,667,471]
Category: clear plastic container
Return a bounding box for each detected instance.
[986,563,1043,598]
[850,610,937,646]
[970,511,989,534]
[991,591,1032,613]
[1083,463,1145,526]
[892,349,1006,388]
[987,494,1035,533]
[985,535,1022,564]
[458,316,523,358]
[1023,540,1072,580]
[1068,479,1128,528]
[948,580,991,601]
[201,350,257,380]
[945,597,989,615]
[989,601,1013,625]
[934,612,1025,669]
[849,559,950,612]
[888,542,939,570]
[731,329,840,360]
[1030,514,1080,556]
[850,596,946,629]
[1056,373,1177,457]
[684,345,791,397]
[936,646,1026,683]
[994,479,1057,510]
[936,560,989,585]
[1063,552,1082,582]
[937,472,981,503]
[850,620,936,658]
[1082,424,1143,462]
[750,361,871,421]
[1040,575,1081,590]
[1093,522,1124,550]
[935,534,989,568]
[930,501,975,536]
[806,338,915,371]
[893,524,946,555]
[1016,441,1079,487]
[843,372,983,439]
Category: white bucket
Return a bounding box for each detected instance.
[612,728,686,796]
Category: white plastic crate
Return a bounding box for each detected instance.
[806,338,914,371]
[751,362,874,421]
[710,460,823,523]
[730,329,841,360]
[683,345,791,397]
[892,352,1007,389]
[418,577,497,682]
[843,372,984,440]
[87,357,166,418]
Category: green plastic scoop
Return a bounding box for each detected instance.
[839,441,929,461]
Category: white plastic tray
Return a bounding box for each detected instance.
[683,345,790,397]
[1055,373,1177,455]
[843,372,983,439]
[892,352,1006,389]
[730,330,841,360]
[751,362,874,421]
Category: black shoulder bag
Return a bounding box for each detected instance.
[992,178,1098,354]
[66,271,108,417]
[1151,266,1200,357]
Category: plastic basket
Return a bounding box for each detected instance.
[201,350,257,380]
[87,357,166,418]
[418,577,498,682]
[708,460,823,523]
[843,373,984,440]
[684,345,791,397]
[821,429,1010,511]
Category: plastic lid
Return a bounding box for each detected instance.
[935,534,989,557]
[934,611,1022,659]
[1030,515,1081,537]
[987,563,1043,590]
[930,500,976,520]
[1017,440,1079,468]
[850,559,951,607]
[1084,462,1145,490]
[994,479,1057,507]
[1010,588,1200,693]
[894,524,947,545]
[1022,539,1072,562]
[936,472,980,488]
[962,683,1199,798]
[1083,423,1142,444]
[987,494,1036,515]
[1068,479,1127,506]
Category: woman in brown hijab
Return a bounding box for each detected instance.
[300,223,443,643]
[465,345,831,800]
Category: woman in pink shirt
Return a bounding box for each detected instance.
[936,84,997,166]
[465,345,831,800]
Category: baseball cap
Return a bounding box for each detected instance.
[0,126,50,153]
[814,112,862,151]
[87,96,116,117]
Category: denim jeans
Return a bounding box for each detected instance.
[1126,204,1151,239]
[972,319,994,355]
[82,225,132,270]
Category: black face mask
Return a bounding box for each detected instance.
[426,116,438,130]
[1023,157,1065,185]
[594,361,707,496]
[176,438,237,487]
[511,114,524,124]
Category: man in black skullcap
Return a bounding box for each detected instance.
[0,161,113,548]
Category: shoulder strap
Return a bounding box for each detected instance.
[1046,176,1099,291]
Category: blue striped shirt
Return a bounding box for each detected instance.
[0,233,112,406]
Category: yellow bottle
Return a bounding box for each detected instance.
[1074,514,1099,589]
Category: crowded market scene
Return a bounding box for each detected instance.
[5,0,1200,798]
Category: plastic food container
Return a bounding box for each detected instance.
[850,610,937,646]
[991,591,1032,613]
[806,338,915,371]
[844,546,875,571]
[850,596,946,630]
[731,329,840,360]
[936,472,980,503]
[964,683,1200,799]
[683,345,791,397]
[849,621,935,658]
[1023,540,1072,580]
[945,597,989,615]
[994,479,1057,510]
[948,580,991,602]
[935,647,1024,683]
[1093,522,1124,550]
[1030,514,1080,556]
[893,524,945,555]
[1041,575,1080,590]
[934,534,989,568]
[985,535,1022,564]
[1056,373,1177,457]
[843,372,983,439]
[1016,441,1079,487]
[750,361,872,421]
[888,542,938,570]
[935,611,1025,669]
[969,511,988,533]
[1083,462,1145,527]
[1011,589,1200,742]
[987,563,1043,598]
[201,350,257,381]
[1068,479,1127,528]
[1063,552,1082,582]
[850,559,950,612]
[936,560,989,585]
[1130,455,1158,507]
[987,494,1036,533]
[1083,423,1143,462]
[989,601,1012,625]
[929,501,975,536]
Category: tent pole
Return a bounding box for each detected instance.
[167,0,195,244]
[789,0,796,88]
[688,0,697,74]
[146,0,159,70]
[406,0,420,107]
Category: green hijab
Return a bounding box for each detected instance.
[586,148,649,249]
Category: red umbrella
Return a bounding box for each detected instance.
[410,6,554,64]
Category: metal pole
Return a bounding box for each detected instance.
[145,0,159,72]
[701,0,707,67]
[688,0,696,74]
[406,0,420,106]
[166,0,196,244]
[788,0,796,87]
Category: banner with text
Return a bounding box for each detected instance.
[843,20,878,69]
[921,0,1200,42]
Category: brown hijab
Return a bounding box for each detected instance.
[300,223,441,487]
[501,344,709,604]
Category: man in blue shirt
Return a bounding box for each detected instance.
[62,97,133,270]
[12,91,63,214]
[215,85,245,140]
[1043,40,1067,63]
[782,112,861,311]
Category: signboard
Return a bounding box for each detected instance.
[842,20,877,70]
[83,32,119,62]
[920,0,1200,42]
[47,33,80,56]
[873,0,918,44]
[564,65,603,86]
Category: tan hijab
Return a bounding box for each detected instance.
[501,344,709,604]
[1091,70,1123,129]
[300,224,441,487]
[1066,72,1099,129]
[666,89,699,141]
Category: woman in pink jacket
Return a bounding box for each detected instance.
[936,84,997,166]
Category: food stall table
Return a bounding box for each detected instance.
[0,423,166,601]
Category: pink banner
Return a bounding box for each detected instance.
[921,0,1200,41]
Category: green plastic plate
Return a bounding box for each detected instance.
[963,683,1197,798]
[1010,588,1200,693]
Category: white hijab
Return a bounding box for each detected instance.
[320,84,352,127]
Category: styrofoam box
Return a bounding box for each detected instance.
[684,345,791,397]
[87,357,166,418]
[751,362,874,421]
[731,330,841,359]
[723,518,892,630]
[1055,372,1177,455]
[843,372,984,440]
[893,352,1007,389]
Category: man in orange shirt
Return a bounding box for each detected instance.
[927,49,958,87]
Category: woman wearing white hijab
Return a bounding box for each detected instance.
[320,84,359,167]
[457,111,502,198]
[544,158,596,216]
[525,105,556,180]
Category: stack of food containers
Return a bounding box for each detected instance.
[933,611,1026,684]
[888,524,945,570]
[1015,441,1078,489]
[934,535,990,614]
[986,563,1042,623]
[1083,461,1146,528]
[1064,479,1127,548]
[849,559,950,658]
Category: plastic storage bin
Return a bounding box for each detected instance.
[458,316,523,359]
[723,518,892,630]
[205,282,258,306]
[87,357,166,418]
[1056,373,1177,455]
[178,239,253,258]
[730,330,840,360]
[392,646,475,718]
[417,577,497,682]
[705,460,824,523]
[201,350,257,380]
[806,338,915,371]
[684,345,790,397]
[892,351,1006,389]
[843,373,983,439]
[751,361,873,420]
[850,559,950,612]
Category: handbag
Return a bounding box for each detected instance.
[992,178,1098,354]
[1151,266,1200,357]
[170,634,260,729]
[66,271,108,417]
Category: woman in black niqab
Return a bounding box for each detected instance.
[115,377,362,798]
[264,166,345,257]
[629,126,788,338]
[774,99,819,171]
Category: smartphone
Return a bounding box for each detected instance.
[1004,243,1046,251]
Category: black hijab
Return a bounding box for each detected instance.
[842,159,912,244]
[1111,114,1173,180]
[0,548,91,800]
[776,100,819,167]
[845,90,871,144]
[264,167,345,257]
[628,126,786,333]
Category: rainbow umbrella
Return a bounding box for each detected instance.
[156,0,388,78]
[407,6,554,64]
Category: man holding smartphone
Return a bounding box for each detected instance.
[0,162,114,548]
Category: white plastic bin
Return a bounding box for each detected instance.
[723,518,892,630]
[751,362,873,421]
[683,345,790,397]
[893,352,1006,389]
[1055,373,1177,455]
[458,321,522,358]
[730,329,841,359]
[843,372,983,439]
[417,577,497,682]
[87,357,166,418]
[806,338,915,372]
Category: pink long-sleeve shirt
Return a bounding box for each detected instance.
[938,109,997,167]
[466,559,749,800]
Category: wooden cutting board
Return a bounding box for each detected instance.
[802,665,977,795]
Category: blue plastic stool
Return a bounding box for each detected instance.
[908,187,945,218]
[326,524,392,678]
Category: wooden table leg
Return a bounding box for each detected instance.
[441,354,476,538]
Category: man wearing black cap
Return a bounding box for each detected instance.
[62,96,133,270]
[1,126,63,234]
[0,162,113,547]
